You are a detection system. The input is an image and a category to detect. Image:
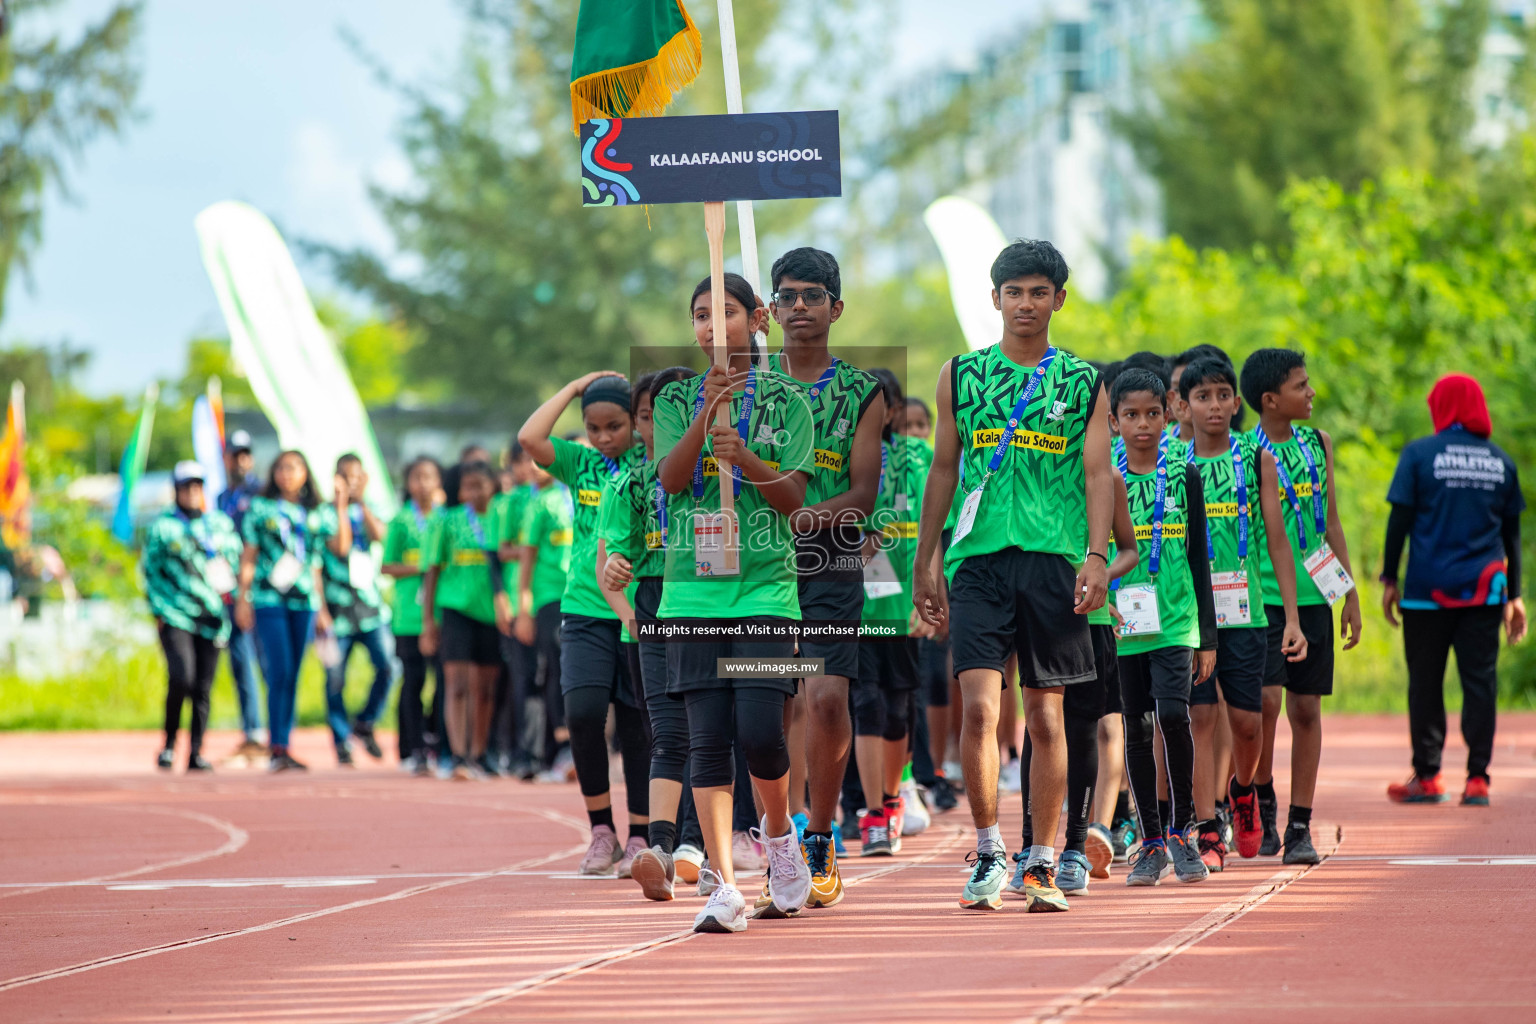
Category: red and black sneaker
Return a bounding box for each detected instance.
[1461,776,1490,807]
[1197,825,1226,873]
[1229,778,1263,859]
[1386,773,1450,804]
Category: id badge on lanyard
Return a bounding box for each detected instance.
[862,549,902,599]
[1212,571,1251,625]
[1304,543,1355,606]
[271,510,307,593]
[953,349,1057,545]
[694,511,739,577]
[1116,584,1162,636]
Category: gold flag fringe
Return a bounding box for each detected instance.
[569,3,703,134]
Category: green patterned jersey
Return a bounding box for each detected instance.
[1250,425,1331,607]
[765,352,881,508]
[319,502,389,638]
[652,370,816,620]
[382,503,434,637]
[493,486,535,592]
[1188,433,1268,629]
[598,457,666,579]
[142,508,242,642]
[944,345,1101,577]
[519,484,573,613]
[424,503,498,625]
[546,437,643,620]
[1116,456,1201,655]
[863,435,931,625]
[241,496,333,611]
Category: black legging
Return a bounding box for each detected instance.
[396,634,442,760]
[1021,712,1099,853]
[684,687,789,787]
[1124,700,1196,838]
[564,685,650,818]
[159,624,219,757]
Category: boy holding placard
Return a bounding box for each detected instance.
[1240,349,1362,865]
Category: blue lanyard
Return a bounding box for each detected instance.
[276,506,307,561]
[1185,437,1249,563]
[653,475,669,548]
[1254,426,1324,551]
[879,441,888,496]
[599,452,620,476]
[349,505,368,552]
[464,507,487,548]
[1112,435,1125,466]
[1114,433,1172,581]
[410,500,428,533]
[983,348,1057,479]
[176,510,218,560]
[691,365,757,500]
[807,359,839,403]
[1114,429,1168,476]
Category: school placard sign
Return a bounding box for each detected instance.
[579,110,841,207]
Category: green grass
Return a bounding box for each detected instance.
[0,645,396,732]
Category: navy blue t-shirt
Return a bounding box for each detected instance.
[217,476,262,534]
[1387,426,1524,609]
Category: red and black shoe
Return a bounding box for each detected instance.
[1229,778,1263,859]
[1461,776,1490,807]
[1197,825,1227,873]
[1386,773,1450,804]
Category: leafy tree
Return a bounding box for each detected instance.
[0,0,143,316]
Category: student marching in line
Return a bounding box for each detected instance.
[145,461,243,772]
[383,456,444,776]
[513,457,573,778]
[599,366,706,900]
[1109,369,1218,886]
[420,461,505,781]
[519,373,651,877]
[490,442,537,776]
[1179,357,1307,868]
[235,450,336,772]
[764,247,885,906]
[914,240,1113,914]
[319,454,395,767]
[654,272,815,933]
[1241,349,1363,864]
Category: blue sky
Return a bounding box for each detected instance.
[5,0,1017,395]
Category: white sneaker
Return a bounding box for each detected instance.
[673,844,704,886]
[692,873,747,933]
[998,758,1022,794]
[696,860,720,898]
[731,830,765,872]
[900,780,931,836]
[755,815,811,914]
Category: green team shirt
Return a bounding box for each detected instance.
[598,458,666,579]
[382,502,433,637]
[142,508,242,642]
[652,371,816,620]
[862,435,930,626]
[1116,451,1202,655]
[319,502,389,638]
[425,504,498,625]
[545,437,642,620]
[493,486,534,592]
[765,352,881,508]
[1250,425,1331,607]
[944,345,1100,579]
[1189,433,1268,629]
[241,496,333,611]
[520,484,573,613]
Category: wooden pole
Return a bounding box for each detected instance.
[715,0,761,297]
[704,200,739,573]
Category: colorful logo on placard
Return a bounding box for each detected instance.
[582,118,641,207]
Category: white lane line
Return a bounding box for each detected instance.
[388,826,972,1024]
[0,844,587,994]
[1013,830,1344,1024]
[0,806,248,901]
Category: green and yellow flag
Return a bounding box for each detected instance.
[569,0,702,133]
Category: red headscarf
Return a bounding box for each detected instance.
[1427,374,1492,438]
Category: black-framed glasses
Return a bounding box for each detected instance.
[772,287,833,308]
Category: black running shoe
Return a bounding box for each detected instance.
[1282,824,1319,865]
[187,754,212,772]
[156,748,175,771]
[337,746,355,767]
[929,776,959,813]
[352,720,383,759]
[1258,795,1281,857]
[269,750,308,773]
[476,753,504,778]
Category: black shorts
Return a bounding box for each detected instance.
[631,577,669,705]
[1263,603,1334,696]
[559,612,638,707]
[949,549,1095,688]
[796,576,863,681]
[1066,623,1121,719]
[1119,645,1194,716]
[857,637,920,693]
[664,616,797,696]
[440,607,501,667]
[919,635,951,707]
[1192,627,1266,713]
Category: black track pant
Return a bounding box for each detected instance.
[160,624,219,758]
[684,688,790,788]
[1021,713,1099,853]
[1124,702,1196,837]
[565,685,650,817]
[1403,606,1502,781]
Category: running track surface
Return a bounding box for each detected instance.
[2,714,1533,1024]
